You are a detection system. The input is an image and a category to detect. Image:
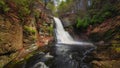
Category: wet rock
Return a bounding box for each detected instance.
[32,62,49,68]
[98,41,104,45]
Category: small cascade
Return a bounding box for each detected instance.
[54,17,93,46]
[54,17,73,43]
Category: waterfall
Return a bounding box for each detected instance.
[54,17,93,46]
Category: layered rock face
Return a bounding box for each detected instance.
[0,15,23,67]
[0,0,53,67]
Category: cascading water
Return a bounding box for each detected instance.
[54,17,93,46]
[52,17,96,68]
[54,17,74,43]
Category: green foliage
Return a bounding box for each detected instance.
[48,24,53,35]
[89,0,118,24]
[112,44,120,53]
[57,0,74,15]
[76,18,83,28]
[115,48,120,52]
[18,7,30,19]
[47,1,58,16]
[76,16,90,28]
[90,11,111,24]
[61,0,120,28]
[100,3,115,18]
[58,1,67,13]
[91,14,104,24]
[13,0,33,17]
[34,10,40,19]
[24,26,36,34]
[0,0,33,15]
[47,2,56,11]
[0,0,10,13]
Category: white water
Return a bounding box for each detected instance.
[54,17,93,46]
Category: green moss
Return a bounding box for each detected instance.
[24,26,36,34]
[115,48,120,53]
[47,24,54,35]
[115,35,120,39]
[111,43,120,53]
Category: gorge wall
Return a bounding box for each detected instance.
[0,0,53,67]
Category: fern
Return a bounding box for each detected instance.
[76,16,91,28]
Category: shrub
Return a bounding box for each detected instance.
[76,18,84,28]
[76,16,91,28]
[91,14,104,24]
[0,0,10,13]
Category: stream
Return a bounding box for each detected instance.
[5,17,96,68]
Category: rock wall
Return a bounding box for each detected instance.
[0,15,23,67]
[0,0,53,67]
